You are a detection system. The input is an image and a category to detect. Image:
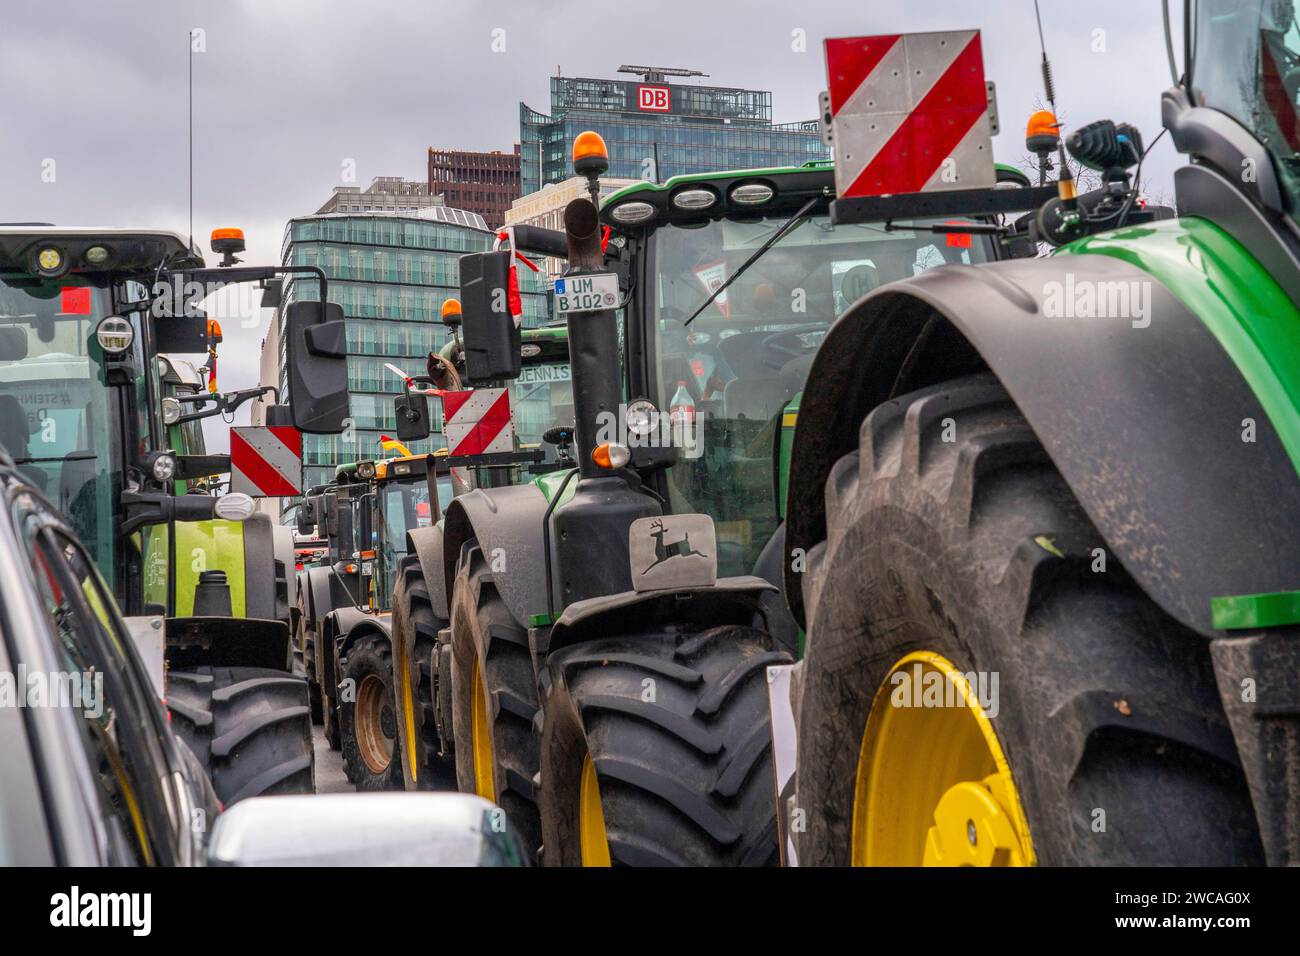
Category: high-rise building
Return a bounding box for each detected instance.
[278,203,549,488]
[427,146,522,229]
[317,176,444,215]
[520,66,828,194]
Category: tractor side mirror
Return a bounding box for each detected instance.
[285,301,349,434]
[297,496,317,536]
[395,391,431,442]
[458,250,521,385]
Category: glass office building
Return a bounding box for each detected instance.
[520,72,828,194]
[278,205,550,488]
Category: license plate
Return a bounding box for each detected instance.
[554,272,619,314]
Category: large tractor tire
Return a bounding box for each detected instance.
[450,542,541,859]
[539,624,791,866]
[166,666,315,805]
[794,373,1264,866]
[339,635,403,791]
[392,555,456,791]
[296,588,323,725]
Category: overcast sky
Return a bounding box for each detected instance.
[0,0,1186,449]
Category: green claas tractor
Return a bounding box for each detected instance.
[0,225,351,805]
[777,6,1300,867]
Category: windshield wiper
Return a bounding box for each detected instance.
[13,453,96,463]
[683,196,820,328]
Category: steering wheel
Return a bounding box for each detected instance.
[543,425,575,447]
[761,324,828,370]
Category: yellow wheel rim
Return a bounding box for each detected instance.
[851,651,1035,866]
[470,657,495,801]
[578,753,611,867]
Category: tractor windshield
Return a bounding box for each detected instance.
[510,359,573,447]
[650,213,991,574]
[0,274,122,579]
[373,473,444,609]
[1191,0,1300,217]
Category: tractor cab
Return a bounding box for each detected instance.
[335,453,452,613]
[1187,0,1299,219]
[0,225,351,807]
[601,164,1022,575]
[0,230,203,587]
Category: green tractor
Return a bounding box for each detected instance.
[388,111,1060,863]
[295,322,573,789]
[0,226,351,805]
[778,5,1300,866]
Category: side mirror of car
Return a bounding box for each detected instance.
[206,793,529,866]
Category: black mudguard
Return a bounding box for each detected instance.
[332,607,390,661]
[547,576,777,656]
[442,484,555,627]
[322,606,389,701]
[784,254,1300,638]
[406,524,449,620]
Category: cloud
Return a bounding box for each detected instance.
[1,0,1189,450]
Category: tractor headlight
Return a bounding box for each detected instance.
[161,397,182,425]
[730,182,775,205]
[672,188,717,211]
[84,245,110,266]
[35,246,66,276]
[95,316,134,355]
[609,201,655,225]
[215,493,255,521]
[151,453,177,483]
[625,398,659,438]
[356,460,377,480]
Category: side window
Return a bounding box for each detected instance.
[24,521,167,865]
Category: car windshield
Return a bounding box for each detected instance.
[0,275,120,580]
[651,212,991,574]
[1191,0,1300,218]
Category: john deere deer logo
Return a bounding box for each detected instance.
[642,518,708,575]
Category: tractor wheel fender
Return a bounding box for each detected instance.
[547,576,776,656]
[442,484,555,627]
[305,566,333,635]
[405,524,449,620]
[271,523,296,610]
[784,254,1300,637]
[334,608,391,664]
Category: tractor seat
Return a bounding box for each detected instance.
[722,378,789,422]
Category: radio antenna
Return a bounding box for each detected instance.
[1034,0,1056,112]
[188,30,195,252]
[1033,0,1076,201]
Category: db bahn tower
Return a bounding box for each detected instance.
[519,64,828,194]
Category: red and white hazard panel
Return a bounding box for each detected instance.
[824,30,994,198]
[441,388,514,456]
[230,425,302,498]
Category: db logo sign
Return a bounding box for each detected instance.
[638,85,670,112]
